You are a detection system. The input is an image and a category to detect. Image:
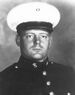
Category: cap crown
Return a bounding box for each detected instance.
[7,2,60,31]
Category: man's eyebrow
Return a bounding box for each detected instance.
[39,33,48,35]
[25,32,34,35]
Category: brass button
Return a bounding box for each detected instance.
[49,91,54,95]
[32,63,37,68]
[36,8,40,12]
[43,71,47,76]
[46,81,51,86]
[67,92,71,95]
[15,66,18,69]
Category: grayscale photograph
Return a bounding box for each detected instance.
[0,0,75,95]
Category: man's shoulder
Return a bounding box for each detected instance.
[0,63,18,78]
[49,61,74,72]
[48,61,75,78]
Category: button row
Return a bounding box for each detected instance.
[48,91,71,95]
[42,71,51,86]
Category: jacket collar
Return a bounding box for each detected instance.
[18,55,49,68]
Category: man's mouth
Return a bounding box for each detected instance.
[32,47,42,51]
[33,48,41,50]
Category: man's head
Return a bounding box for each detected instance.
[16,21,53,61]
[7,2,60,61]
[16,27,52,62]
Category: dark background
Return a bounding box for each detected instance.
[0,0,75,71]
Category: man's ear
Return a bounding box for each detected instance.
[49,36,52,48]
[15,34,20,47]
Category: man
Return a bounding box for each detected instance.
[0,2,75,95]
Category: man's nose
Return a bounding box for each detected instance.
[34,36,40,45]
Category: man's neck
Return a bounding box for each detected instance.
[20,55,48,63]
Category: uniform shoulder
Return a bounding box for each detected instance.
[0,63,18,77]
[49,61,75,76]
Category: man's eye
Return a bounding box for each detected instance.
[26,34,34,40]
[40,35,48,39]
[42,35,47,38]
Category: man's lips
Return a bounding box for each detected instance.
[32,48,41,50]
[32,48,42,51]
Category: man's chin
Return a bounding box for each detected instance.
[32,54,43,60]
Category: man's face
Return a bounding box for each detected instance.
[18,29,52,61]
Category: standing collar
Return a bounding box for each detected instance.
[18,55,49,68]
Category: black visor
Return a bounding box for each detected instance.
[16,22,53,35]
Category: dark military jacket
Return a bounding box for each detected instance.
[0,56,75,95]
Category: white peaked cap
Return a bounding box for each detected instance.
[7,2,61,32]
